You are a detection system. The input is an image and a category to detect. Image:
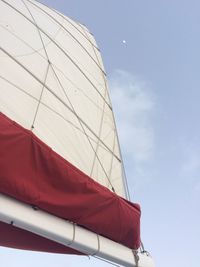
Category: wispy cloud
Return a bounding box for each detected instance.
[108,70,156,195]
[109,70,155,164]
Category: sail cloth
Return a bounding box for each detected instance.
[0,112,140,251]
[0,0,126,198]
[0,0,141,253]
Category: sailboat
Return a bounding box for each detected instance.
[0,0,155,266]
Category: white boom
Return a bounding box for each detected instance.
[0,193,154,267]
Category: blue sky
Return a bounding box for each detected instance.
[1,0,200,266]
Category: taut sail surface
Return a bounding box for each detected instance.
[0,0,126,197]
[0,0,154,266]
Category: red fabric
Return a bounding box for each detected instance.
[0,112,141,253]
[0,221,80,254]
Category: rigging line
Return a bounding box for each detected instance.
[21,0,49,60]
[26,0,106,75]
[31,62,50,129]
[82,26,109,180]
[32,0,100,51]
[0,24,105,114]
[140,240,150,255]
[0,49,121,163]
[89,83,107,178]
[0,23,53,58]
[0,73,114,157]
[1,0,111,108]
[21,0,50,129]
[22,0,53,130]
[50,64,116,191]
[108,134,116,181]
[97,66,130,197]
[52,65,107,113]
[93,35,130,198]
[81,28,131,200]
[83,27,118,191]
[140,241,145,253]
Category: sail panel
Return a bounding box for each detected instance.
[0,0,126,197]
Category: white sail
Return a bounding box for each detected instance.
[0,0,126,198]
[0,1,155,266]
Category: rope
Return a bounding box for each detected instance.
[0,51,120,164]
[67,223,76,246]
[21,0,49,60]
[31,62,50,129]
[33,0,100,51]
[81,25,130,199]
[90,234,100,256]
[1,0,111,108]
[1,0,121,193]
[27,0,105,73]
[50,64,116,192]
